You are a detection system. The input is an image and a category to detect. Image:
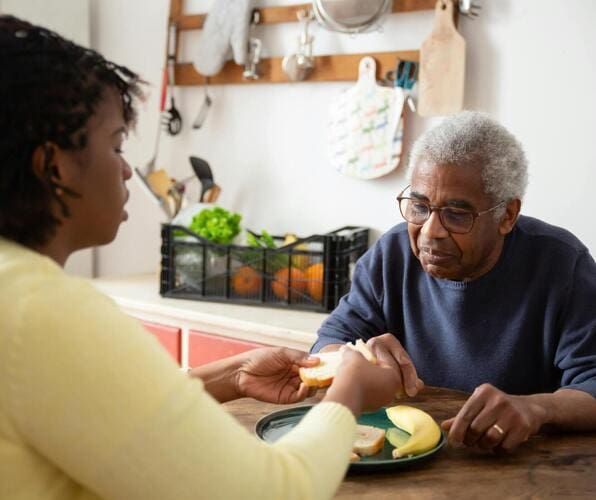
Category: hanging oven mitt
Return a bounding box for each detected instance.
[328,57,405,179]
[193,0,255,76]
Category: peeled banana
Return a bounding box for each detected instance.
[385,405,441,458]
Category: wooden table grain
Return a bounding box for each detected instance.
[223,387,596,499]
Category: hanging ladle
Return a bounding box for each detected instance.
[282,9,315,82]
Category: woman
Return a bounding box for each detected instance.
[0,16,403,500]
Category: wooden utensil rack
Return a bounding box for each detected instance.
[169,0,456,85]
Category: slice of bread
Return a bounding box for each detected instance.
[353,424,386,457]
[299,350,342,388]
[299,339,376,388]
[351,339,377,363]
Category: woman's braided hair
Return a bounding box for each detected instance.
[0,15,143,247]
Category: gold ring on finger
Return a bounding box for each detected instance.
[492,423,505,436]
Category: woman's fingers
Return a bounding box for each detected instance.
[280,347,321,367]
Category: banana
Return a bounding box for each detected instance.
[283,233,310,270]
[385,405,441,458]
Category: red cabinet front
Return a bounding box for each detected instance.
[141,321,181,364]
[188,330,265,367]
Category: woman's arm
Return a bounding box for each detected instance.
[188,354,245,402]
[7,278,357,500]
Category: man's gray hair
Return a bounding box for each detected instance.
[408,111,528,206]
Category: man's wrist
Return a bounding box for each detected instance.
[523,393,554,429]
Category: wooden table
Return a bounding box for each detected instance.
[223,386,596,498]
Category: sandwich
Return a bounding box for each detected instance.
[299,339,376,388]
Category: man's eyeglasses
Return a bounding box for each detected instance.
[396,185,506,235]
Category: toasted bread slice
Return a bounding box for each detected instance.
[299,339,376,388]
[353,424,386,457]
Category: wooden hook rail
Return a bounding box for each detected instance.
[169,0,454,86]
[174,1,442,31]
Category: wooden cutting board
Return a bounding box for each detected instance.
[418,0,465,116]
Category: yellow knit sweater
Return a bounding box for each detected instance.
[0,238,356,500]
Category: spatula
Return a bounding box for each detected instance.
[189,156,215,202]
[418,0,465,116]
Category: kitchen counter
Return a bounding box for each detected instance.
[93,273,325,352]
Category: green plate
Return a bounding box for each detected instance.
[255,405,446,473]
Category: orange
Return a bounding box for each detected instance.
[305,262,324,303]
[271,267,307,301]
[232,265,262,297]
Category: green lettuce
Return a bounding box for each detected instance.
[188,206,242,244]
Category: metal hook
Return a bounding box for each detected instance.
[458,0,481,19]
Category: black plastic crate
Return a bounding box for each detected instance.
[160,225,369,312]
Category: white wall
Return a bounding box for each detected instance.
[87,0,596,277]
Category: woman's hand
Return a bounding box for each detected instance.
[323,347,404,417]
[235,347,320,404]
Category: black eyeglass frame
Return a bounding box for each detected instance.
[396,185,506,235]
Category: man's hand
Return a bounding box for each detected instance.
[441,383,547,452]
[365,333,424,397]
[235,347,319,404]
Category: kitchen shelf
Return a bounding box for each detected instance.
[169,0,456,85]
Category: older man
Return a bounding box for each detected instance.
[313,111,596,451]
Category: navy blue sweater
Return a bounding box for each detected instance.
[313,216,596,397]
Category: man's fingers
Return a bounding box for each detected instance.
[448,394,487,446]
[393,351,419,397]
[368,334,419,396]
[375,349,404,395]
[385,348,418,397]
[441,417,455,431]
[477,423,507,450]
[496,425,528,453]
[465,407,501,446]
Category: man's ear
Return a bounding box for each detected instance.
[498,198,521,236]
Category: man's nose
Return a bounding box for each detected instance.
[420,210,450,238]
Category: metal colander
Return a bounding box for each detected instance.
[312,0,392,34]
